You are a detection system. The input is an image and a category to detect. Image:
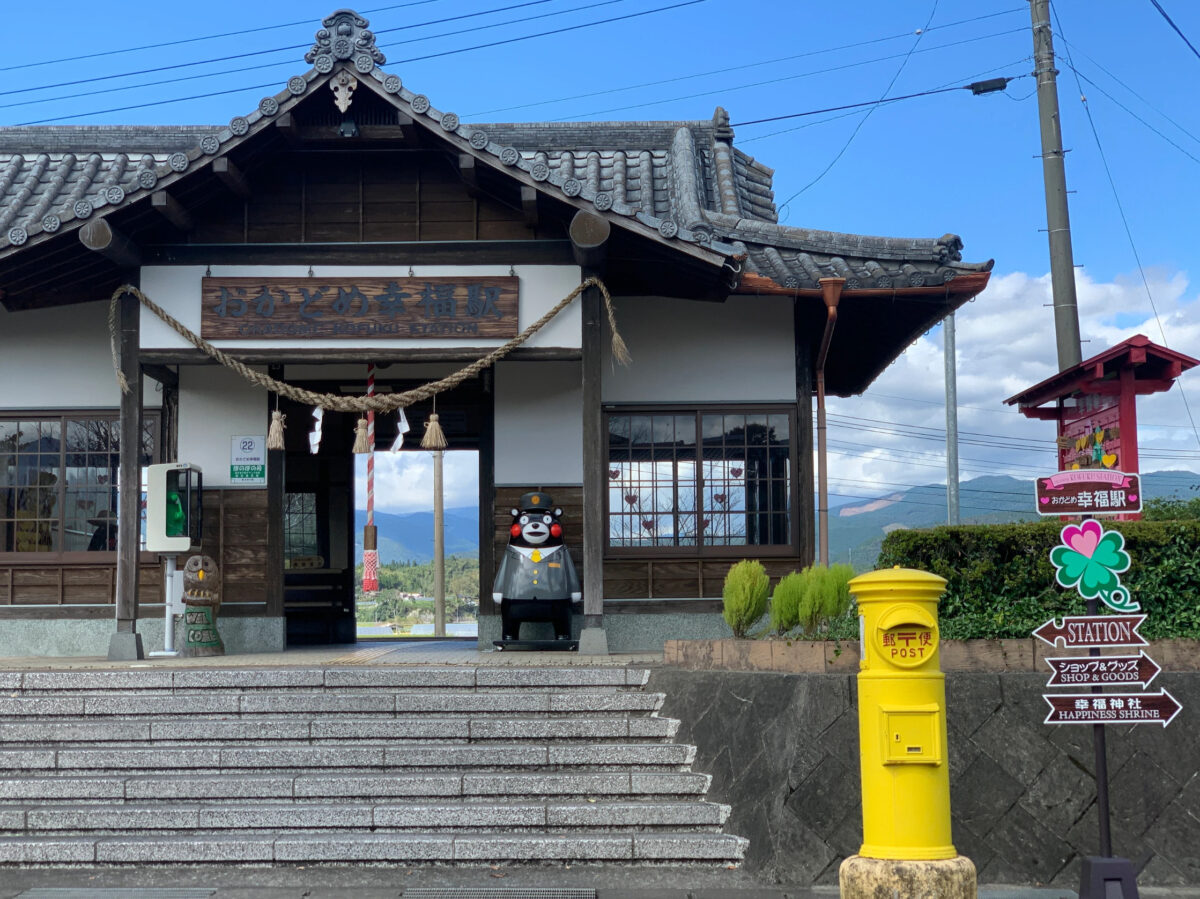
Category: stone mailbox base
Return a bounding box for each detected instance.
[839,854,976,899]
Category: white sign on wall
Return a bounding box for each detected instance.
[230,435,267,485]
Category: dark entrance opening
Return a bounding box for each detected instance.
[278,375,487,646]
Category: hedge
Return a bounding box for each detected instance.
[877,520,1200,640]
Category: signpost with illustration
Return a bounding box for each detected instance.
[1033,502,1180,899]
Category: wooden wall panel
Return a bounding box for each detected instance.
[184,152,550,248]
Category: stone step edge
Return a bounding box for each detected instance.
[3,668,653,692]
[0,831,748,864]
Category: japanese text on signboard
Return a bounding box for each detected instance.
[200,276,520,340]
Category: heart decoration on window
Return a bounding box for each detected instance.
[624,494,638,506]
[609,468,620,479]
[730,468,743,478]
[713,493,727,505]
[641,519,656,532]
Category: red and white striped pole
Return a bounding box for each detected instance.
[362,362,379,594]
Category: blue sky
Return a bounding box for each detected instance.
[9,0,1200,509]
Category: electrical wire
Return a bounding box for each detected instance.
[12,0,705,126]
[0,0,629,114]
[777,0,941,215]
[0,0,447,73]
[1055,36,1200,149]
[1148,0,1200,62]
[1053,6,1200,454]
[565,27,1024,122]
[467,7,1027,118]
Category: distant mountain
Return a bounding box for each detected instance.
[828,471,1200,570]
[354,506,479,564]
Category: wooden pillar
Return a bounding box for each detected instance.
[571,211,610,654]
[794,299,816,566]
[478,369,496,624]
[265,365,285,621]
[109,287,144,660]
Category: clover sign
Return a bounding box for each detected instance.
[1049,519,1139,613]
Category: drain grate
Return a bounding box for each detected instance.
[402,891,596,899]
[17,890,216,899]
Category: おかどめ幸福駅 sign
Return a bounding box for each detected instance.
[1034,469,1141,516]
[200,276,519,340]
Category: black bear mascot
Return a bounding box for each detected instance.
[493,491,581,643]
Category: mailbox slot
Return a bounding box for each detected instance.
[881,705,942,765]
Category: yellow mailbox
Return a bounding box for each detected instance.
[850,566,955,861]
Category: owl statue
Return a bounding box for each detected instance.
[181,554,224,656]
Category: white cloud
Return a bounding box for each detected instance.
[827,267,1200,507]
[355,451,480,515]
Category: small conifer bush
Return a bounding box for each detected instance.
[769,571,805,634]
[722,560,769,638]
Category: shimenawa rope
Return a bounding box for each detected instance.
[108,277,629,412]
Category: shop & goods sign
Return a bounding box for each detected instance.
[200,276,519,340]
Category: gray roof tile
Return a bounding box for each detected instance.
[0,10,993,288]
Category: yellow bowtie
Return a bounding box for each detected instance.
[530,549,542,562]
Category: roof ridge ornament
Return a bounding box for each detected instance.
[306,9,386,74]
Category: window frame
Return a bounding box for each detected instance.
[0,410,161,563]
[603,403,800,559]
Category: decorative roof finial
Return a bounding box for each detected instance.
[307,9,386,74]
[712,107,734,142]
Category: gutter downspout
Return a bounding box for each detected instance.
[815,277,845,567]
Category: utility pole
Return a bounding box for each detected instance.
[944,313,960,525]
[1030,0,1083,371]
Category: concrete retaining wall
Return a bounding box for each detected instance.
[649,668,1199,888]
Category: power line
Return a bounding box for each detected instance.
[777,0,941,213]
[0,0,446,73]
[564,27,1025,122]
[13,0,705,126]
[1053,6,1200,454]
[0,0,628,114]
[467,7,1027,119]
[1056,36,1200,149]
[2,0,569,100]
[1148,0,1200,62]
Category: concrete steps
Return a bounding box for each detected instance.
[0,665,746,865]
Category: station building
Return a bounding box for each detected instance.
[0,10,992,655]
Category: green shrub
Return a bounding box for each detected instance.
[878,520,1200,639]
[769,571,804,634]
[723,560,770,638]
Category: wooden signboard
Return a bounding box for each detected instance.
[200,276,519,340]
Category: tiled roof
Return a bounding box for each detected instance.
[0,9,992,290]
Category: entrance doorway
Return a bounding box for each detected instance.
[353,449,479,640]
[278,377,487,646]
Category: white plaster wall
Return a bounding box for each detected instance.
[494,361,582,486]
[0,302,161,409]
[139,265,582,352]
[177,366,268,487]
[602,294,795,403]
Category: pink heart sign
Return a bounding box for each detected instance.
[1128,494,1138,502]
[1039,497,1050,505]
[1062,519,1103,558]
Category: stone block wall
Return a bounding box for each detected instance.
[649,669,1199,887]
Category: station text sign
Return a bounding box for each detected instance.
[200,276,520,340]
[1034,470,1141,516]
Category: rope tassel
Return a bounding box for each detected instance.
[421,413,448,450]
[267,410,286,451]
[352,418,371,453]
